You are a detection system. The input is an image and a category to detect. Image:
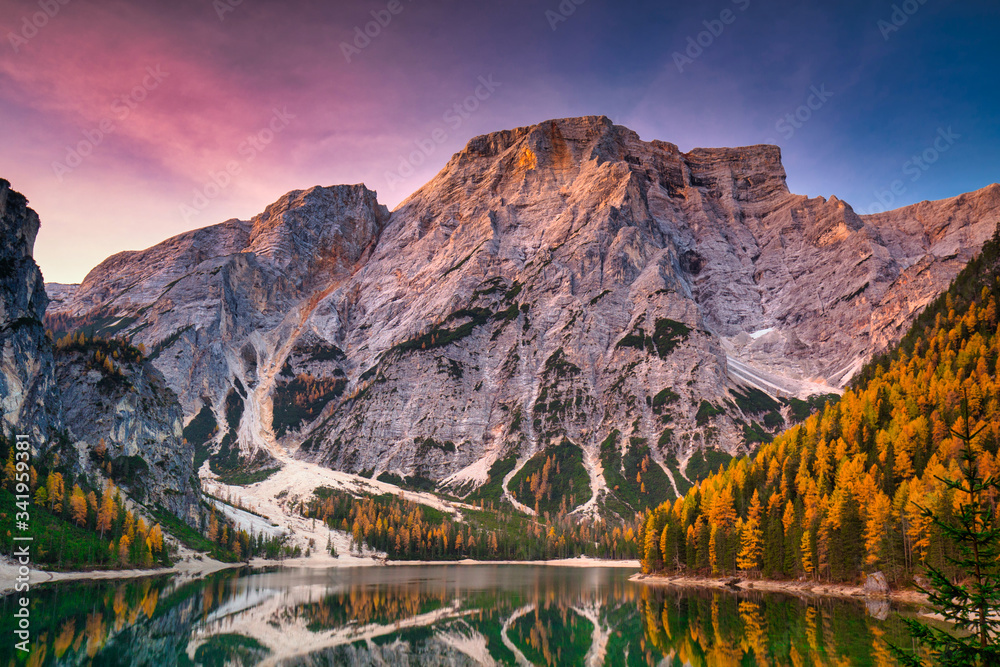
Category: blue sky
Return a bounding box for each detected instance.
[1,0,996,282]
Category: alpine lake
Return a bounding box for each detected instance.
[1,564,923,666]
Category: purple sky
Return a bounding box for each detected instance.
[1,0,997,284]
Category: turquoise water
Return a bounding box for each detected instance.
[0,565,914,665]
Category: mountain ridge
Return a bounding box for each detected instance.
[38,116,1000,515]
[1,178,200,526]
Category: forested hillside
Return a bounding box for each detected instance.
[639,226,1000,583]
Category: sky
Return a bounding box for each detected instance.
[1,0,997,284]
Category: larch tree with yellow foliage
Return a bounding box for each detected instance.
[737,490,764,574]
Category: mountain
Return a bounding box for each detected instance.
[46,185,388,476]
[1,179,60,441]
[0,179,199,526]
[43,116,1000,514]
[639,224,1000,582]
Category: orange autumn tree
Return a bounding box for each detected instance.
[70,485,89,526]
[737,490,763,573]
[640,225,1000,583]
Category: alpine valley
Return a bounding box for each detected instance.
[3,116,999,561]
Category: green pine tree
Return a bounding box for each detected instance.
[890,399,1000,666]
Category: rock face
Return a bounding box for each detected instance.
[0,179,199,524]
[47,185,389,468]
[0,179,61,443]
[44,117,1000,509]
[54,342,199,523]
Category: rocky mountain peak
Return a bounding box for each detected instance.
[425,116,789,204]
[36,118,1000,513]
[1,179,60,442]
[1,178,199,525]
[1,179,42,265]
[247,184,389,276]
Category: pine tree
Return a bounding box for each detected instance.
[147,524,163,554]
[97,491,114,537]
[890,399,1000,666]
[70,485,88,526]
[118,534,131,564]
[737,490,764,574]
[207,509,219,542]
[48,472,64,512]
[3,455,15,488]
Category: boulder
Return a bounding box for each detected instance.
[864,571,891,597]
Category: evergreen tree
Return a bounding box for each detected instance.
[890,400,1000,666]
[737,490,763,574]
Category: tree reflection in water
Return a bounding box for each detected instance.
[1,566,915,666]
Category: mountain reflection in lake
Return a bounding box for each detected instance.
[1,565,915,666]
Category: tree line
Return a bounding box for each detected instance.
[639,227,1000,585]
[305,487,640,561]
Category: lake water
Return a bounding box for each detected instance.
[1,565,917,665]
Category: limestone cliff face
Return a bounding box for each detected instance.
[44,117,1000,504]
[296,117,999,487]
[0,180,60,443]
[55,343,199,523]
[0,179,199,524]
[48,185,390,464]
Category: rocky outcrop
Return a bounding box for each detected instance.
[864,571,890,597]
[43,117,1000,508]
[0,179,61,443]
[294,117,999,489]
[0,179,199,525]
[54,340,199,523]
[46,185,389,468]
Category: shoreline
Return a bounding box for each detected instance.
[383,556,641,568]
[0,554,243,596]
[0,555,639,594]
[631,573,929,605]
